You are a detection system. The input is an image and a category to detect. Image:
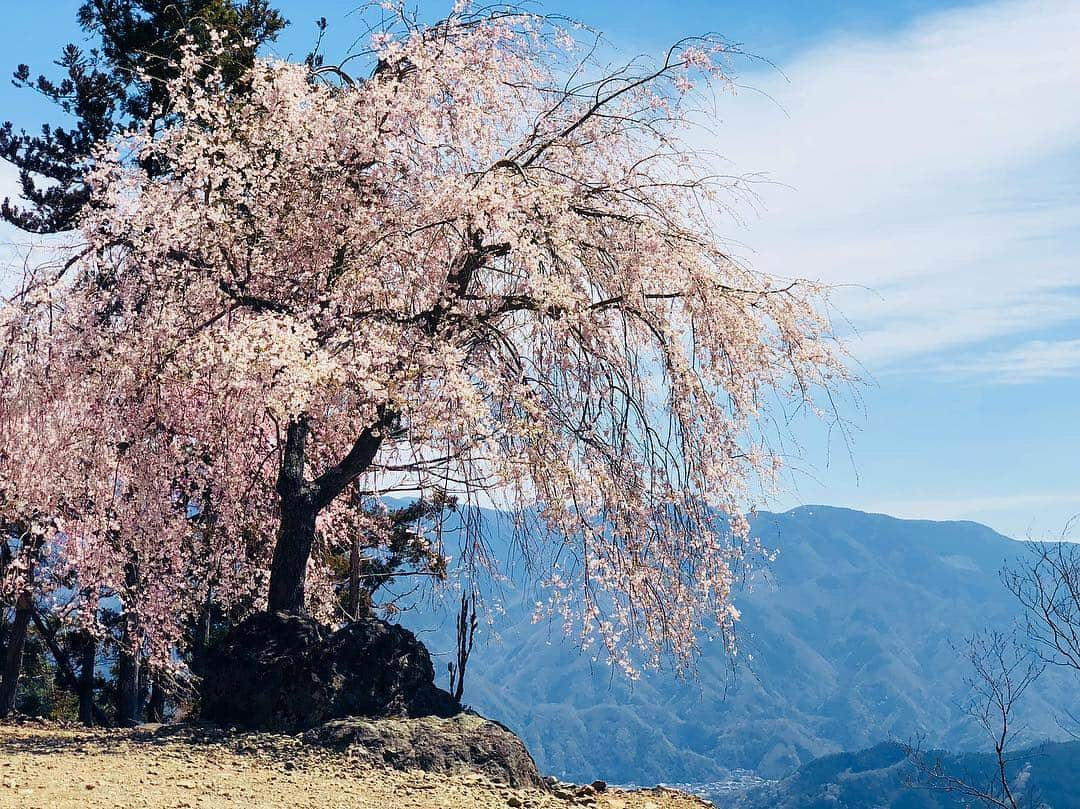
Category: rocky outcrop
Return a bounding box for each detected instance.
[199,612,459,732]
[304,713,544,788]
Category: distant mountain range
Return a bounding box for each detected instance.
[730,739,1080,809]
[400,506,1078,784]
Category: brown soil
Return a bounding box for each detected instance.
[0,723,711,809]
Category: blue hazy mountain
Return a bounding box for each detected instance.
[399,505,1077,784]
[730,739,1080,809]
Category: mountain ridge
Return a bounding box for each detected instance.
[730,738,1080,809]
[398,505,1077,783]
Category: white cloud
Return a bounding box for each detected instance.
[932,338,1080,383]
[706,0,1080,371]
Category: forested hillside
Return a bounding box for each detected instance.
[403,506,1077,783]
[731,740,1080,809]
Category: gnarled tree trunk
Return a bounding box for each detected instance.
[266,496,317,614]
[266,416,384,615]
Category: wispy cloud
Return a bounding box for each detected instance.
[708,0,1080,371]
[932,338,1080,383]
[4,0,1078,377]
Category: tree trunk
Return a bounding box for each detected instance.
[0,592,32,716]
[30,610,111,727]
[190,588,213,676]
[266,496,317,614]
[265,415,385,615]
[116,644,140,727]
[147,679,165,723]
[348,530,362,620]
[116,562,142,726]
[78,633,97,726]
[267,418,315,615]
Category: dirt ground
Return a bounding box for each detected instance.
[0,723,712,809]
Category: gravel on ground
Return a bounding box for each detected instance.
[0,723,712,809]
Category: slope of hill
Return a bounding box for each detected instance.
[730,739,1080,809]
[400,506,1077,784]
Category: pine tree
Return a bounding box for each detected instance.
[0,1,286,233]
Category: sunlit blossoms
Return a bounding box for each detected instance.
[9,5,848,673]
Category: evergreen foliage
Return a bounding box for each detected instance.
[0,1,286,233]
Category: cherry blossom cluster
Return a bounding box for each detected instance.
[3,4,848,673]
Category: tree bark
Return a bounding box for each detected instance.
[116,645,140,726]
[147,679,165,723]
[78,633,97,726]
[266,496,317,614]
[348,530,362,620]
[266,418,312,614]
[0,592,32,716]
[116,643,140,726]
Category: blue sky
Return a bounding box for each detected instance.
[1,0,1077,539]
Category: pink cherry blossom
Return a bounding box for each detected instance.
[6,6,849,674]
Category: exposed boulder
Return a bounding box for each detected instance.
[200,612,459,732]
[304,713,544,788]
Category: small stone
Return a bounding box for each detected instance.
[507,797,523,808]
[283,761,296,771]
[590,780,607,793]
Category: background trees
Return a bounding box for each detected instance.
[903,539,1080,808]
[1004,540,1080,682]
[0,0,285,233]
[907,631,1046,809]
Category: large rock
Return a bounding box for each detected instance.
[200,612,459,732]
[304,713,545,788]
